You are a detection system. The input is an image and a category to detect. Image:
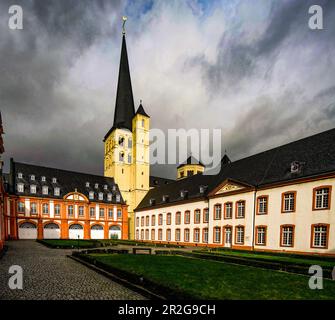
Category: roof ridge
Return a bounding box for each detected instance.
[14,161,114,180]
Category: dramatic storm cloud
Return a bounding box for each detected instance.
[1,0,335,178]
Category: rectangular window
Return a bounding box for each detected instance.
[136,217,139,227]
[314,187,331,210]
[54,187,60,196]
[151,229,155,241]
[166,229,171,241]
[145,229,149,240]
[282,192,295,212]
[108,209,113,218]
[78,206,84,217]
[203,228,208,243]
[213,227,221,243]
[89,191,94,200]
[151,215,156,226]
[99,208,105,218]
[17,202,25,213]
[90,207,95,218]
[236,201,245,218]
[30,203,37,214]
[257,197,268,215]
[194,210,201,224]
[214,204,222,220]
[30,185,37,194]
[158,229,162,240]
[98,193,103,201]
[184,229,190,242]
[203,208,209,223]
[184,211,190,224]
[42,186,48,195]
[141,216,144,226]
[312,225,328,248]
[68,205,73,217]
[118,209,122,219]
[281,225,294,247]
[256,226,266,245]
[136,230,139,240]
[176,212,181,225]
[141,229,144,240]
[167,213,171,225]
[175,229,181,241]
[128,154,132,163]
[224,202,232,219]
[194,229,200,242]
[54,204,61,216]
[17,183,24,193]
[158,214,163,225]
[236,226,244,244]
[42,203,49,214]
[146,215,150,226]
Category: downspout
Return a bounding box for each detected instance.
[251,187,257,251]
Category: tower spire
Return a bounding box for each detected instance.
[104,17,135,141]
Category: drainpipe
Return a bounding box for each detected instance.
[251,188,257,251]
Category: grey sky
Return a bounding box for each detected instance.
[1,0,335,179]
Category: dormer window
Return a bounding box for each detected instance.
[86,182,90,187]
[180,190,188,199]
[104,184,108,190]
[116,194,121,202]
[107,193,112,201]
[17,183,24,193]
[162,195,169,203]
[89,191,94,200]
[98,192,103,200]
[290,161,304,173]
[18,172,23,179]
[54,187,60,196]
[112,185,116,191]
[52,177,57,183]
[199,185,207,194]
[30,185,37,194]
[94,183,98,189]
[30,175,35,181]
[149,198,156,206]
[41,176,46,182]
[42,186,48,195]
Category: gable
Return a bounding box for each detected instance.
[209,179,254,197]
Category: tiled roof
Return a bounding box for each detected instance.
[136,127,335,210]
[149,175,175,188]
[8,160,125,204]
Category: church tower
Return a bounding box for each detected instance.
[104,19,150,239]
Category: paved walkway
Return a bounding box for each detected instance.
[0,241,145,300]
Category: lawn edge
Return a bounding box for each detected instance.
[67,254,166,301]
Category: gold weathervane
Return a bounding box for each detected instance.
[122,16,127,35]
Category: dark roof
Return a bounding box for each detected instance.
[136,127,335,210]
[177,155,205,169]
[104,34,135,141]
[150,175,175,188]
[8,160,125,204]
[135,103,150,118]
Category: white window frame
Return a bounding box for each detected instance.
[30,185,37,194]
[17,183,24,193]
[42,186,48,195]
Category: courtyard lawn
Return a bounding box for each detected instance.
[193,249,335,268]
[38,239,100,249]
[85,254,335,300]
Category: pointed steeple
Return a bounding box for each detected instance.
[113,33,135,130]
[135,101,150,118]
[104,23,135,141]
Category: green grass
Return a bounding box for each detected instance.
[193,249,335,268]
[38,239,100,248]
[86,254,335,300]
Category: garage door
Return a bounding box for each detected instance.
[19,222,37,239]
[69,224,84,239]
[109,225,121,239]
[91,225,104,239]
[43,223,60,239]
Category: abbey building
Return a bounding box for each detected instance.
[0,25,334,256]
